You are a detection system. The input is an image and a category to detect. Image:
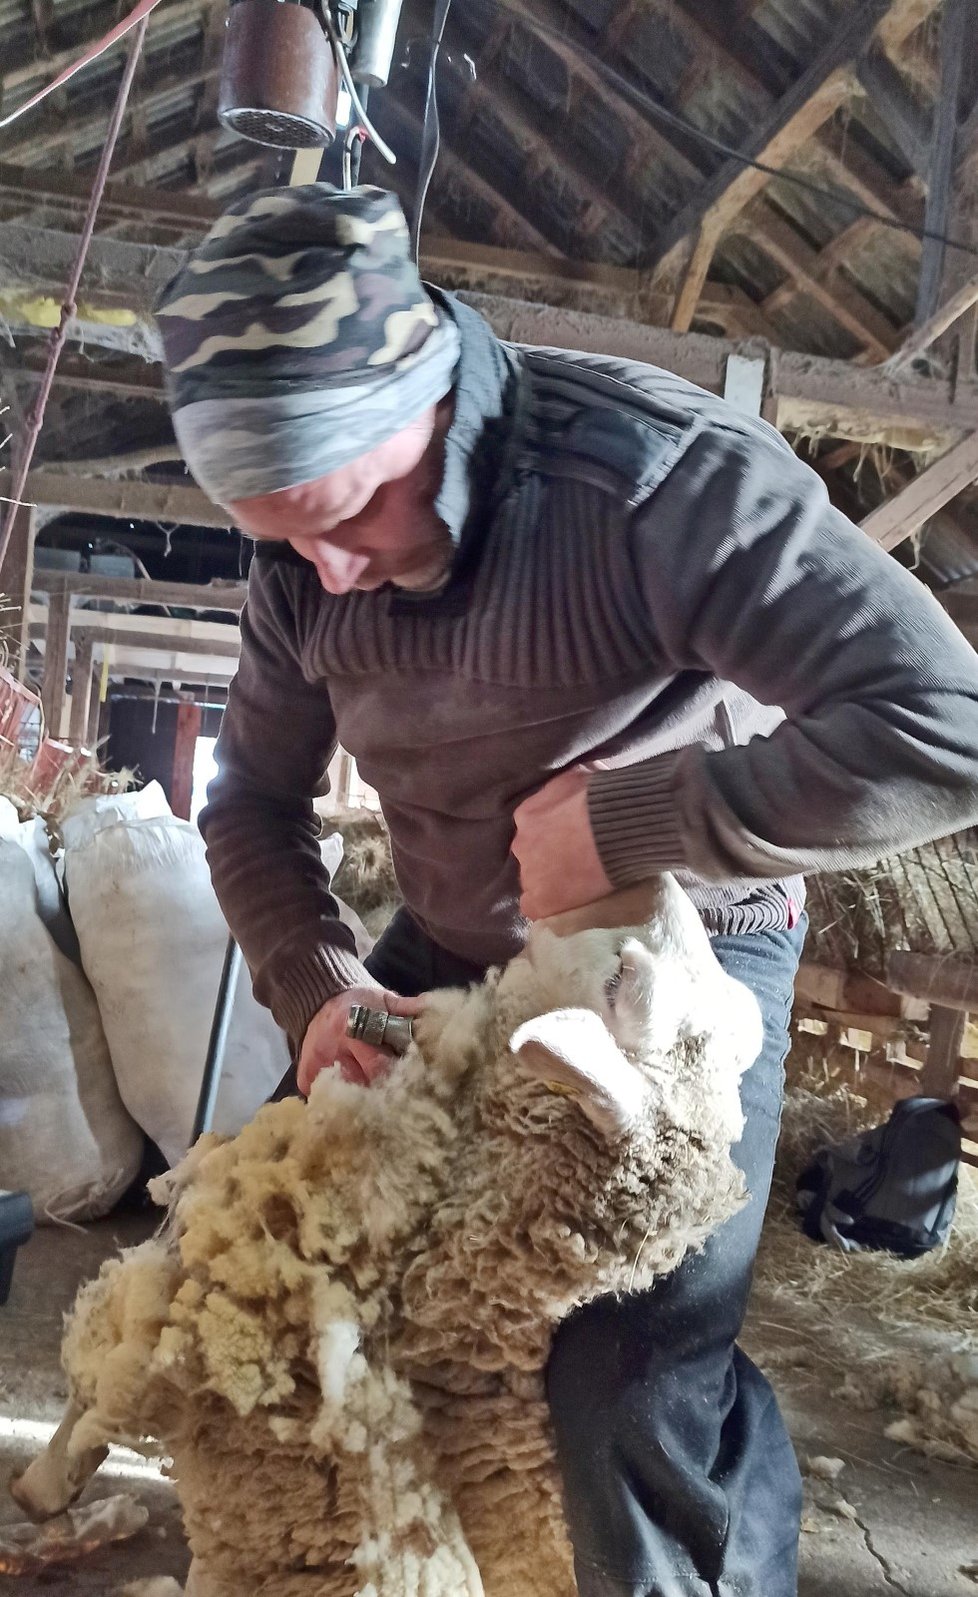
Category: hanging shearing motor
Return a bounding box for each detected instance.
[218,0,405,151]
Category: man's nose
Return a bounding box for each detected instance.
[292,538,371,594]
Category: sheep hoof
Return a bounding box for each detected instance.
[185,1558,217,1597]
[9,1402,108,1521]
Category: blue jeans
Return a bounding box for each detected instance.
[364,910,805,1597]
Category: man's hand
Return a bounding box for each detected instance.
[298,984,426,1095]
[513,767,613,919]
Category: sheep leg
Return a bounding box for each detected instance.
[184,1559,211,1597]
[9,1401,108,1520]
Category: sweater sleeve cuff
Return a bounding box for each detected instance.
[263,943,373,1049]
[587,749,689,887]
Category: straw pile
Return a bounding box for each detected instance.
[758,1078,977,1338]
[327,806,400,939]
[753,1042,978,1464]
[806,830,978,978]
[0,740,132,824]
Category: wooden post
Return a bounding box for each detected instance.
[0,503,36,679]
[886,950,978,1011]
[68,634,95,745]
[959,302,978,385]
[40,590,71,737]
[921,1004,966,1098]
[86,664,103,749]
[171,696,202,821]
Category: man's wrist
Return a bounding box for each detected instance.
[267,944,373,1049]
[587,749,688,886]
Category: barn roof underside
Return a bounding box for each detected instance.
[2,0,978,601]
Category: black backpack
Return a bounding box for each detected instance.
[795,1096,961,1258]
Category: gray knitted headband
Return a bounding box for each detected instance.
[156,183,460,504]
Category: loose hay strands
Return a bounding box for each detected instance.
[756,1068,978,1340]
[807,831,978,978]
[328,807,401,921]
[0,739,133,823]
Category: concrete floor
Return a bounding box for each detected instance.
[0,1218,974,1596]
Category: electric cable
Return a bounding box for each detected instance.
[483,0,978,262]
[410,0,454,260]
[320,5,397,165]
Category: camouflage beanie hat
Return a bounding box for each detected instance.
[155,184,460,505]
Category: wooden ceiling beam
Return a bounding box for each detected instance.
[760,145,927,327]
[377,93,561,256]
[888,264,978,369]
[647,0,941,327]
[3,0,219,96]
[673,0,921,204]
[31,571,246,612]
[0,468,232,529]
[506,0,708,190]
[462,290,978,451]
[443,0,911,358]
[0,163,222,231]
[915,0,969,324]
[736,208,898,358]
[855,47,932,177]
[429,12,638,248]
[418,237,771,336]
[29,0,55,58]
[515,0,913,354]
[860,429,978,548]
[9,224,978,453]
[3,60,219,165]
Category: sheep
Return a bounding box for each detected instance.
[11,875,762,1597]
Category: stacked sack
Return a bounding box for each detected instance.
[61,785,372,1169]
[0,797,142,1222]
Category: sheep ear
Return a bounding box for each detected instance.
[509,1008,648,1139]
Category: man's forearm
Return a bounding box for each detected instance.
[200,788,371,1045]
[204,561,373,1045]
[598,427,978,887]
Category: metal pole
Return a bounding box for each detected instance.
[191,935,243,1143]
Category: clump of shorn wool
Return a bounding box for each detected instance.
[13,876,761,1597]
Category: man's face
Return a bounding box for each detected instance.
[229,404,453,596]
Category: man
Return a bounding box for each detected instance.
[156,184,978,1597]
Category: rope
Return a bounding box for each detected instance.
[0,0,164,132]
[0,19,150,575]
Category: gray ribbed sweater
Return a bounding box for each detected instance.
[200,295,978,1045]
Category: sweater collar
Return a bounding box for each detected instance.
[430,289,521,558]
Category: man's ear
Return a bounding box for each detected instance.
[510,1008,649,1138]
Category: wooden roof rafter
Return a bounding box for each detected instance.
[644,0,942,330]
[408,5,638,253]
[2,0,220,99]
[376,92,561,256]
[481,0,921,357]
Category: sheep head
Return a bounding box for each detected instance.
[503,874,762,1143]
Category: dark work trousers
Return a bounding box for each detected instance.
[362,906,806,1597]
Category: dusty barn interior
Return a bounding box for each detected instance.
[1,0,978,1594]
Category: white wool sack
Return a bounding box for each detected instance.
[60,781,172,850]
[17,815,82,965]
[0,796,19,839]
[64,816,291,1166]
[0,840,142,1221]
